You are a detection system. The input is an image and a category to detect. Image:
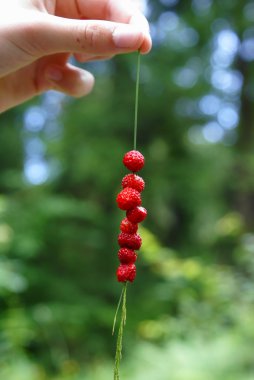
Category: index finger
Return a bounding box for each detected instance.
[56,0,147,24]
[56,0,152,52]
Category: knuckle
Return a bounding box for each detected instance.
[76,22,113,52]
[82,23,101,49]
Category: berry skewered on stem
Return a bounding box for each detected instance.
[116,149,147,283]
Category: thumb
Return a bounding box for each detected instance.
[33,15,151,57]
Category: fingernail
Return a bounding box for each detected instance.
[45,67,63,81]
[113,25,142,48]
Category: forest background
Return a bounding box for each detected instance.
[1,1,254,379]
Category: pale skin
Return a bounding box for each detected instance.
[0,0,152,113]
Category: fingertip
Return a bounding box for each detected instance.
[79,70,95,97]
[44,64,95,97]
[140,34,152,54]
[128,13,152,54]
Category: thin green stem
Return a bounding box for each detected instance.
[112,285,125,336]
[113,51,141,379]
[113,282,127,380]
[134,52,141,151]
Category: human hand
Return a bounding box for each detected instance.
[0,0,152,112]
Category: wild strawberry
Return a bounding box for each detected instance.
[116,187,141,210]
[118,232,142,250]
[127,206,147,224]
[116,263,136,282]
[122,174,145,193]
[123,150,145,172]
[118,248,137,264]
[120,218,138,234]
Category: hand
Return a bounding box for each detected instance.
[0,0,152,112]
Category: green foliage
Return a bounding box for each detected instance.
[1,0,254,378]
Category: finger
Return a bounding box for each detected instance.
[43,64,94,97]
[33,16,150,56]
[0,58,94,112]
[0,65,42,112]
[56,0,152,53]
[57,0,149,29]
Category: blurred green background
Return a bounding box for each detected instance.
[1,0,254,379]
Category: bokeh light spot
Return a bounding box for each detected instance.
[202,121,224,143]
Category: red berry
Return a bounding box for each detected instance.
[123,150,145,172]
[118,248,137,264]
[116,187,141,210]
[127,206,147,224]
[122,174,145,193]
[120,218,138,234]
[116,263,136,282]
[118,232,142,250]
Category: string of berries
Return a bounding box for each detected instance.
[116,150,147,283]
[113,52,143,380]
